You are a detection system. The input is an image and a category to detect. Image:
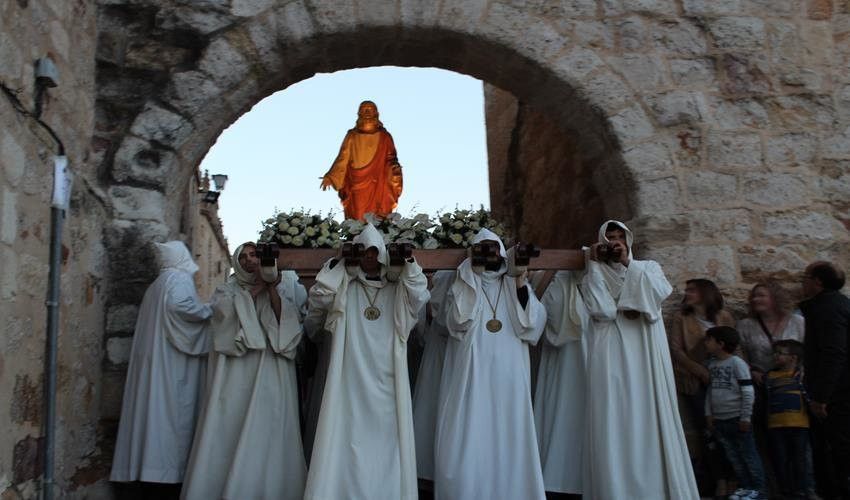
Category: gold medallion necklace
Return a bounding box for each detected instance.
[482,276,504,333]
[359,281,382,320]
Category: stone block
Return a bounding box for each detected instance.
[609,104,655,143]
[106,304,139,334]
[817,174,850,204]
[155,6,235,35]
[800,22,833,65]
[1,187,17,245]
[128,103,194,150]
[763,211,845,241]
[164,70,224,118]
[607,54,669,91]
[635,177,681,215]
[708,17,766,51]
[400,0,440,26]
[707,132,762,168]
[652,19,708,56]
[12,436,43,484]
[482,4,564,62]
[108,186,166,222]
[198,37,250,92]
[273,1,316,42]
[648,244,739,285]
[741,173,809,207]
[823,127,850,159]
[743,0,796,15]
[100,370,126,420]
[808,0,833,19]
[558,19,614,49]
[106,337,132,366]
[629,214,691,243]
[683,0,742,15]
[602,0,677,16]
[622,140,676,179]
[686,170,738,205]
[707,97,769,129]
[670,58,717,87]
[48,20,70,60]
[11,374,41,425]
[18,253,48,300]
[768,20,800,67]
[765,133,816,167]
[738,245,809,282]
[617,16,648,52]
[0,246,17,299]
[232,0,275,17]
[690,208,754,242]
[552,47,605,83]
[111,137,176,188]
[305,0,357,32]
[768,95,834,129]
[645,90,707,127]
[581,70,632,113]
[1,131,26,188]
[720,53,772,96]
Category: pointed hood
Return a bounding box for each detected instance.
[354,223,388,266]
[156,241,199,275]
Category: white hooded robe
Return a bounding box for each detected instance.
[412,269,455,481]
[110,241,212,484]
[533,270,590,494]
[434,229,547,500]
[303,224,430,500]
[180,243,307,500]
[581,220,698,499]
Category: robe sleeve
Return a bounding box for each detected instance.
[447,266,478,340]
[324,131,353,190]
[616,260,672,323]
[304,258,346,338]
[510,279,546,345]
[163,274,212,355]
[393,259,430,342]
[542,272,588,347]
[209,283,246,356]
[580,260,618,321]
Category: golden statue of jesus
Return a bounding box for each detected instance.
[320,101,403,221]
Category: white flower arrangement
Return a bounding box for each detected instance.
[260,208,510,250]
[432,207,511,248]
[260,210,342,248]
[340,212,439,249]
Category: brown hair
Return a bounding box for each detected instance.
[807,261,846,291]
[747,280,793,318]
[682,278,725,323]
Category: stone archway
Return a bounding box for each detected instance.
[71,0,849,496]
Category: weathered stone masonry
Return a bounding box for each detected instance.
[0,0,848,497]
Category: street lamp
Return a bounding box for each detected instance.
[211,173,228,191]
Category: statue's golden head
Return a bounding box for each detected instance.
[356,100,383,133]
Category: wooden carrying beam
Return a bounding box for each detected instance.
[277,248,586,274]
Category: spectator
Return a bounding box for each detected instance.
[800,261,850,499]
[766,339,817,499]
[668,279,735,496]
[704,326,766,500]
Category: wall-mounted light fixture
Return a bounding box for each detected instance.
[211,173,228,191]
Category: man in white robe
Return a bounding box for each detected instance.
[581,220,698,499]
[413,270,455,484]
[181,242,307,500]
[303,224,429,500]
[533,270,590,496]
[111,241,211,491]
[434,229,547,500]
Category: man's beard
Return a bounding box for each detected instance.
[356,117,382,133]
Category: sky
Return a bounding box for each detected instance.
[199,66,490,253]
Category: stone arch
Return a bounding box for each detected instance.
[94,1,663,260]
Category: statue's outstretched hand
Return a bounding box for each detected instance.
[319,176,333,191]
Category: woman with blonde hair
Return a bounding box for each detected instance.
[738,281,805,382]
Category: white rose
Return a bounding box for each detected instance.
[423,238,439,249]
[291,217,302,226]
[292,236,304,247]
[278,221,289,231]
[282,235,293,244]
[450,233,463,245]
[453,221,464,229]
[287,226,299,235]
[305,227,317,237]
[317,236,328,246]
[470,221,480,230]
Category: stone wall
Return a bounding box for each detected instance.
[0,1,110,498]
[0,0,848,497]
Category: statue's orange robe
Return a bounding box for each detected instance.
[324,128,403,221]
